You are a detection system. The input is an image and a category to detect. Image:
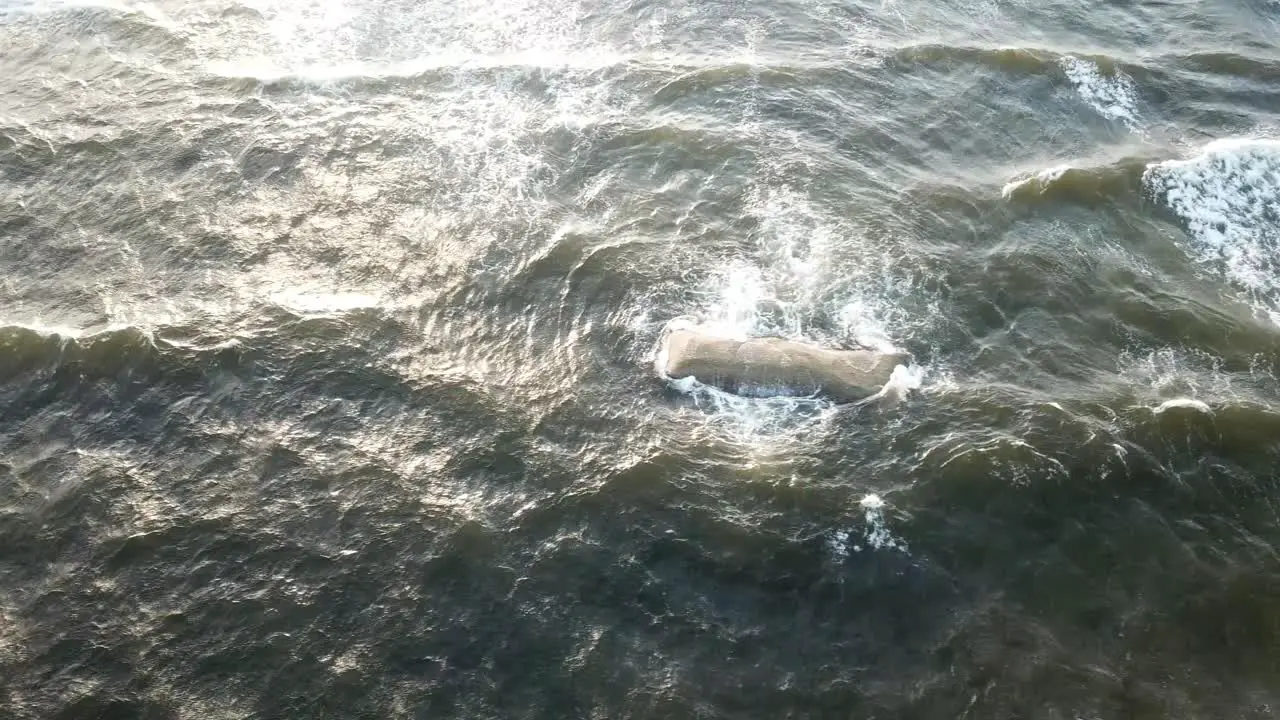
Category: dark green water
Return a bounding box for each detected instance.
[2,0,1280,718]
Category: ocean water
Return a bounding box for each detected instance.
[2,0,1279,717]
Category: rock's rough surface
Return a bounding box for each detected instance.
[659,326,910,402]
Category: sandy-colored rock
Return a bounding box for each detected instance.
[658,326,910,403]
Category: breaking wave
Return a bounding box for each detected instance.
[1059,55,1141,130]
[1143,137,1280,322]
[1000,154,1153,205]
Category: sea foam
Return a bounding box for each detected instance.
[1060,55,1140,131]
[1144,137,1280,322]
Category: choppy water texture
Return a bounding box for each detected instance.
[2,0,1280,718]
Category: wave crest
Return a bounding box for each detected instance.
[1143,137,1280,322]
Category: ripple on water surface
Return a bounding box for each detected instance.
[3,0,1280,718]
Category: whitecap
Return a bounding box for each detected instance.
[828,494,908,558]
[1143,137,1280,321]
[860,493,886,510]
[1059,56,1140,131]
[858,493,907,553]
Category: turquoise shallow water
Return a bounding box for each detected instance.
[2,1,1280,718]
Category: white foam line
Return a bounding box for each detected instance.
[0,320,145,341]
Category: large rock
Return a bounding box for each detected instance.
[657,325,911,403]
